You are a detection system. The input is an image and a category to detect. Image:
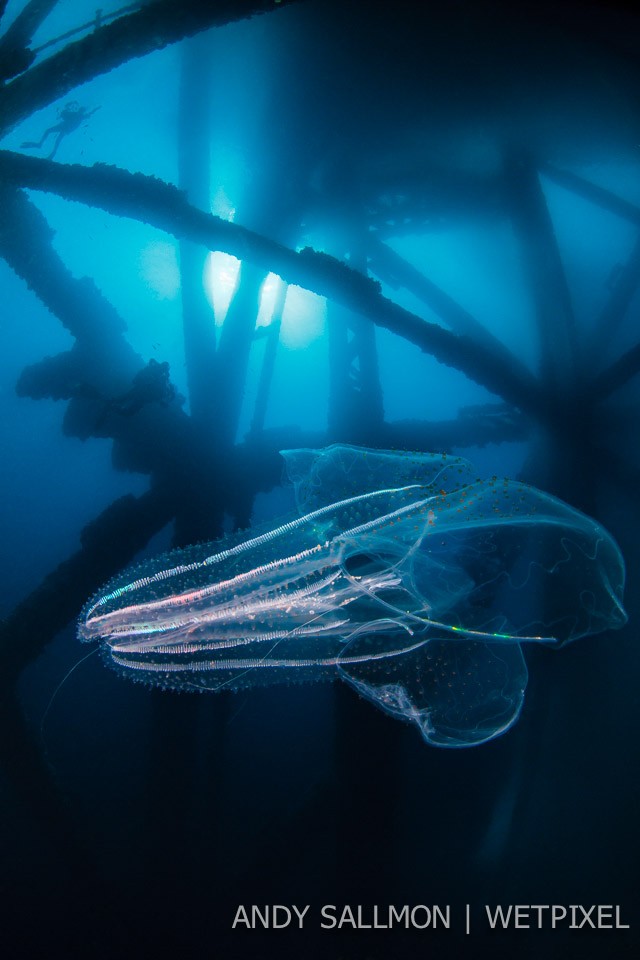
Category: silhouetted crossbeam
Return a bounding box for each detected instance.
[592,339,640,402]
[0,489,174,674]
[367,237,535,396]
[0,187,191,478]
[0,185,229,544]
[0,430,305,667]
[588,235,640,366]
[0,152,548,420]
[0,185,138,381]
[244,406,527,456]
[0,0,57,78]
[0,0,301,138]
[540,163,640,227]
[0,0,57,48]
[375,406,528,451]
[368,236,489,339]
[363,163,506,239]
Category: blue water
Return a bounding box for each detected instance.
[1,1,639,958]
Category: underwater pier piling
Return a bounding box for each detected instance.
[0,151,550,420]
[0,2,639,953]
[588,235,640,371]
[177,35,217,435]
[503,148,579,389]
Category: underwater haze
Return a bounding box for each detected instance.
[1,1,639,959]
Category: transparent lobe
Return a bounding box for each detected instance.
[78,445,627,747]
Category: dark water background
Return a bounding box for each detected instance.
[1,1,639,958]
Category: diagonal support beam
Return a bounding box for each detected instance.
[0,488,174,676]
[0,151,549,421]
[0,0,301,138]
[0,0,58,79]
[504,149,579,387]
[367,236,535,391]
[592,337,640,402]
[588,235,640,367]
[540,162,640,227]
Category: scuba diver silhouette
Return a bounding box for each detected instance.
[21,101,100,159]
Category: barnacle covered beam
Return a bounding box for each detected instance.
[0,0,301,138]
[0,151,548,420]
[0,185,138,383]
[0,186,181,431]
[0,0,57,79]
[0,186,225,542]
